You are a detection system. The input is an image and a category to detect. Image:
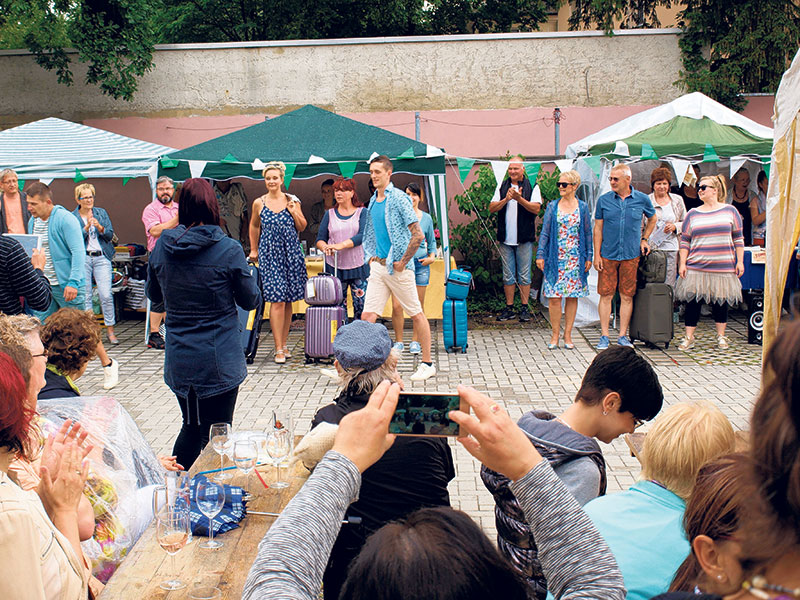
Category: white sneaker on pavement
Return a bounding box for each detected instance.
[103,358,119,390]
[320,367,339,380]
[410,363,436,382]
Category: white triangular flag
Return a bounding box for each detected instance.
[308,155,327,164]
[252,158,266,171]
[554,159,573,173]
[39,177,54,185]
[426,144,444,157]
[188,160,207,179]
[147,163,158,189]
[489,160,509,203]
[613,141,630,156]
[729,157,747,179]
[669,159,692,187]
[368,152,381,163]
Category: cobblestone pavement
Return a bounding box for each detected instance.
[79,308,762,541]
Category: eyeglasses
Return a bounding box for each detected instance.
[633,418,645,430]
[608,176,621,182]
[79,196,94,200]
[556,182,572,188]
[31,351,48,360]
[697,185,713,192]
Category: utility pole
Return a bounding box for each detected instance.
[415,111,421,141]
[553,107,562,155]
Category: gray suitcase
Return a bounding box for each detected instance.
[630,282,673,349]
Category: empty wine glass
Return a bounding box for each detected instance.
[156,509,190,590]
[196,479,225,550]
[209,423,232,481]
[266,428,292,489]
[233,440,258,496]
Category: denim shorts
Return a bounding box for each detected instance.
[498,242,533,286]
[414,258,431,286]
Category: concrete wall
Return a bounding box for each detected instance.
[0,29,682,125]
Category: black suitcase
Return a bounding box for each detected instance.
[238,263,264,364]
[630,282,673,349]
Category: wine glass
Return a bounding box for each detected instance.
[266,428,292,489]
[209,423,232,481]
[196,479,225,550]
[156,509,190,590]
[233,440,257,497]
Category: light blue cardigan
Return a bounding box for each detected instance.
[536,198,593,289]
[28,205,86,290]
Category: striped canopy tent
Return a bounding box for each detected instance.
[157,104,451,273]
[0,117,174,183]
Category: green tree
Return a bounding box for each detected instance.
[0,0,159,101]
[677,0,800,111]
[424,0,556,34]
[567,0,674,31]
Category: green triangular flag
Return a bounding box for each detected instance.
[582,156,605,179]
[17,179,24,191]
[283,163,297,188]
[397,147,415,160]
[524,162,541,183]
[74,169,86,183]
[456,157,476,183]
[763,161,771,180]
[220,153,239,164]
[702,144,720,162]
[122,177,132,186]
[160,156,179,168]
[640,143,658,160]
[339,162,358,179]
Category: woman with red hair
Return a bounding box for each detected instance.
[0,348,89,599]
[316,177,369,320]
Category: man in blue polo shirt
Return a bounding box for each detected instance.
[593,164,657,349]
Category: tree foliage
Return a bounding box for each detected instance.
[425,0,558,35]
[567,0,674,31]
[0,0,159,101]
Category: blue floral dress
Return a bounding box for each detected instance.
[257,198,307,302]
[543,207,589,299]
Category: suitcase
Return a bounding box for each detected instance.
[630,282,673,349]
[442,299,468,353]
[445,268,473,300]
[637,250,667,286]
[238,263,264,364]
[305,253,343,306]
[305,305,346,363]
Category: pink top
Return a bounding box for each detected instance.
[141,199,179,251]
[325,207,365,271]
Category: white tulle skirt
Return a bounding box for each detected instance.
[675,270,743,305]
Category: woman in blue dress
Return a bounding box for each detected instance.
[248,161,308,364]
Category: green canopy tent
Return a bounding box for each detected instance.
[157,105,451,271]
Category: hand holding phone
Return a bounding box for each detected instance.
[390,392,465,437]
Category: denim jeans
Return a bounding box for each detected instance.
[498,242,533,286]
[85,254,115,326]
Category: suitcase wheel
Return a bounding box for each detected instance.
[246,356,254,365]
[664,342,670,350]
[305,354,312,364]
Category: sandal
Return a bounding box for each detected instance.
[274,350,286,364]
[282,346,292,359]
[678,336,695,351]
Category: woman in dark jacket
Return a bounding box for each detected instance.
[147,178,260,468]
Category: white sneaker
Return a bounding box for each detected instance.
[320,367,339,380]
[103,358,119,390]
[410,363,436,382]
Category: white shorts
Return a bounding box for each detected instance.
[362,261,424,317]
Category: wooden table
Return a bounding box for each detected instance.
[99,438,310,599]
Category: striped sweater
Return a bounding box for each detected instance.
[242,452,625,600]
[680,205,744,273]
[0,235,51,314]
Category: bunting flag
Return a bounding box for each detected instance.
[426,145,445,157]
[729,157,747,179]
[307,155,327,164]
[252,158,266,171]
[122,177,132,186]
[703,143,720,162]
[220,153,239,164]
[39,178,54,185]
[641,143,658,160]
[613,141,630,156]
[284,163,297,188]
[368,152,380,163]
[73,169,86,183]
[339,162,358,179]
[554,159,573,173]
[147,163,158,189]
[669,159,692,187]
[582,156,605,179]
[188,160,207,179]
[524,162,541,183]
[489,160,509,203]
[397,147,415,159]
[456,157,476,183]
[17,180,24,191]
[160,156,179,168]
[763,161,771,180]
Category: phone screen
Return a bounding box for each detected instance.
[390,392,462,437]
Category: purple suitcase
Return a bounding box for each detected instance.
[304,305,346,362]
[305,253,343,305]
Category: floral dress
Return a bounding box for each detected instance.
[257,198,307,303]
[543,207,589,299]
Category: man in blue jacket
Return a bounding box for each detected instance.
[26,182,119,388]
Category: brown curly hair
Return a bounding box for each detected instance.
[40,308,100,375]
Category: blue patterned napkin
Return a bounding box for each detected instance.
[186,475,246,536]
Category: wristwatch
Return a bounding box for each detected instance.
[641,237,649,242]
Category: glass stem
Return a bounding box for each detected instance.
[209,517,214,544]
[277,461,282,483]
[220,452,224,473]
[171,553,177,583]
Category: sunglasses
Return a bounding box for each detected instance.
[556,182,572,188]
[697,184,714,192]
[608,176,621,182]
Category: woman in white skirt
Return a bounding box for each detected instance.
[675,174,744,350]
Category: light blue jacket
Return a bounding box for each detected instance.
[363,183,419,275]
[537,199,593,288]
[28,205,86,290]
[71,206,116,261]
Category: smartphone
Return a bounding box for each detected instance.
[390,392,464,437]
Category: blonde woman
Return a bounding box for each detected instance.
[675,175,744,350]
[535,170,592,349]
[248,162,307,364]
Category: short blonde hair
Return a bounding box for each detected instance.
[262,161,286,179]
[560,169,581,186]
[641,401,735,500]
[74,183,96,203]
[699,175,727,200]
[611,164,632,178]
